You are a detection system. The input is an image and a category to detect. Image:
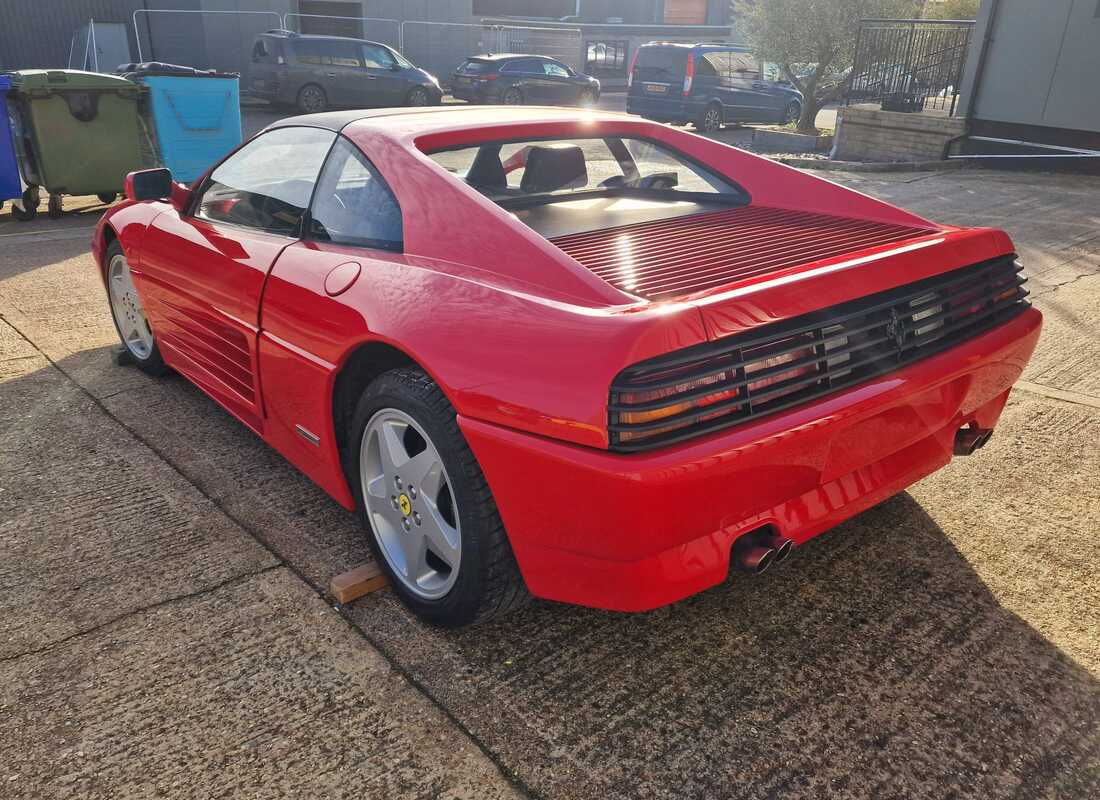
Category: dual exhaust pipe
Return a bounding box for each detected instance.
[732,529,793,575]
[954,424,993,456]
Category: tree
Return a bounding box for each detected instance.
[736,0,913,133]
[920,0,981,19]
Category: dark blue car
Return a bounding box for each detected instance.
[626,43,803,132]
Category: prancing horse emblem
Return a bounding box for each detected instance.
[885,308,906,351]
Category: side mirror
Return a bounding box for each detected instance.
[124,168,172,201]
[389,62,402,71]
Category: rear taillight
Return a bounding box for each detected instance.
[683,53,694,96]
[477,74,499,81]
[626,47,640,88]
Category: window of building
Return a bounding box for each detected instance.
[472,0,574,17]
[585,41,629,76]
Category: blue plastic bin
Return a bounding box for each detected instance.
[136,69,242,183]
[0,75,23,204]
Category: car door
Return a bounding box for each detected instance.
[258,135,405,488]
[540,60,575,104]
[359,43,405,107]
[135,126,336,431]
[503,58,548,102]
[726,51,773,121]
[321,40,368,106]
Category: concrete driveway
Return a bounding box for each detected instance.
[1,166,1098,799]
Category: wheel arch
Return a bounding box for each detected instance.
[331,338,434,465]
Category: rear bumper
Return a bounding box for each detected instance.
[626,94,696,122]
[460,307,1042,612]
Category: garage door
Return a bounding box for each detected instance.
[664,0,708,25]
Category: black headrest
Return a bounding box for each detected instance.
[520,144,588,194]
[466,145,506,191]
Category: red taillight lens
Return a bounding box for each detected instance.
[615,368,741,442]
[477,74,499,81]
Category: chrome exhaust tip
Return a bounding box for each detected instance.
[756,531,794,563]
[954,424,993,456]
[733,543,776,574]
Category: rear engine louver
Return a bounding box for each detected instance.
[551,206,938,300]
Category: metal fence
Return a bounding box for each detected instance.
[848,18,975,115]
[282,13,400,51]
[398,21,582,88]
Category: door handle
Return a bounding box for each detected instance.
[326,72,337,77]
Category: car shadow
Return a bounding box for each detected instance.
[22,346,1100,800]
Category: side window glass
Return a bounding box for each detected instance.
[196,127,336,235]
[309,138,403,251]
[543,62,570,78]
[729,53,760,81]
[361,44,393,69]
[330,41,362,67]
[295,41,324,65]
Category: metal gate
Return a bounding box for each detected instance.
[282,13,400,51]
[847,18,975,114]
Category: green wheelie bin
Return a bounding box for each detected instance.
[10,70,144,217]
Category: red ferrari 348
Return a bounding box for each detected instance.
[93,107,1041,626]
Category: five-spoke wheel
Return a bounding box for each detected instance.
[360,409,461,600]
[349,368,529,626]
[105,241,166,375]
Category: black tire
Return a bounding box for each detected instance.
[695,102,723,132]
[296,83,328,114]
[784,100,802,125]
[500,87,524,105]
[97,192,117,205]
[47,194,63,219]
[406,87,431,107]
[347,368,529,627]
[104,240,168,376]
[11,187,38,222]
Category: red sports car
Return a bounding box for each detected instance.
[93,107,1041,626]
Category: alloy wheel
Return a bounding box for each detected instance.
[360,409,461,600]
[502,88,523,105]
[300,86,325,113]
[408,88,430,106]
[107,253,154,360]
[785,102,802,124]
[703,106,722,131]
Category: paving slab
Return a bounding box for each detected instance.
[0,568,521,799]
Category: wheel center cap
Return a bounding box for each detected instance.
[398,493,412,516]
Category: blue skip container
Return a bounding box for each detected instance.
[0,75,24,205]
[124,64,242,183]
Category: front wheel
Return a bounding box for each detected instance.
[348,368,529,627]
[695,102,723,133]
[105,240,167,376]
[784,100,802,125]
[406,87,431,107]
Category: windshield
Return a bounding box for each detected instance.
[428,136,744,209]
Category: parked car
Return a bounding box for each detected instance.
[627,42,804,131]
[249,30,442,113]
[94,107,1040,627]
[451,54,600,106]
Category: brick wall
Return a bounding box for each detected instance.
[832,106,967,163]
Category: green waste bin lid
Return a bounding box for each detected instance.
[10,69,140,95]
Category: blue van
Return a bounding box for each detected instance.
[626,43,803,132]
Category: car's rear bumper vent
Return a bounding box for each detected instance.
[551,205,938,300]
[608,255,1029,452]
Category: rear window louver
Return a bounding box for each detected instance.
[552,206,938,301]
[608,255,1029,452]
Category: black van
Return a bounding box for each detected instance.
[626,43,803,132]
[249,30,443,113]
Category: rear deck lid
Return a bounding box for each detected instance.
[550,205,940,302]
